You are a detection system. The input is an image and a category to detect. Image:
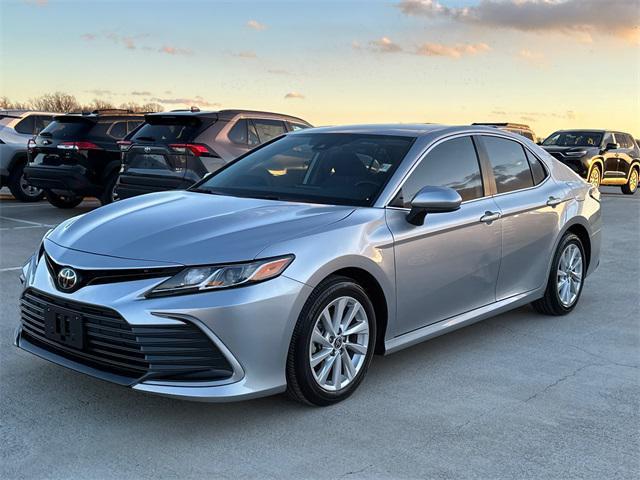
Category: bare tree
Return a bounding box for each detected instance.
[89,98,116,111]
[29,92,80,113]
[0,96,30,109]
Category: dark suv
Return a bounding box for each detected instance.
[542,130,639,194]
[24,110,145,208]
[116,109,311,199]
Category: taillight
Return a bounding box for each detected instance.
[57,141,101,151]
[169,143,213,157]
[117,140,132,152]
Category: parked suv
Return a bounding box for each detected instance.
[116,109,311,199]
[0,110,55,201]
[472,123,537,142]
[542,130,640,194]
[24,110,145,208]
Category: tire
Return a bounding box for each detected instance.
[532,233,586,316]
[621,168,638,195]
[45,190,83,209]
[8,162,44,202]
[587,165,601,189]
[286,275,377,406]
[99,172,119,205]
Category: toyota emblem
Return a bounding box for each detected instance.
[57,267,78,291]
[144,147,151,153]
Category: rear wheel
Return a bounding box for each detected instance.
[532,233,585,316]
[286,275,376,406]
[588,165,601,189]
[8,163,44,202]
[99,172,119,205]
[45,190,83,209]
[621,168,638,195]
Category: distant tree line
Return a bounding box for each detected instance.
[0,92,163,113]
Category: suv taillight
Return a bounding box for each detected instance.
[57,141,101,151]
[117,140,132,152]
[169,143,214,157]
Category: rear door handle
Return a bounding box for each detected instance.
[546,196,563,207]
[480,211,501,223]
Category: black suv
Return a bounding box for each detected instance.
[116,109,311,199]
[24,110,145,208]
[542,130,639,195]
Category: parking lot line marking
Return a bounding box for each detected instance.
[0,266,23,272]
[0,215,55,228]
[0,225,52,231]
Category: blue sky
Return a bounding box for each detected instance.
[1,0,638,137]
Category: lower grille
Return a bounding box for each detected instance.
[20,289,234,383]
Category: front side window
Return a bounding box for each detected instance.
[392,136,484,206]
[253,119,287,143]
[196,133,415,207]
[288,122,309,131]
[483,136,534,194]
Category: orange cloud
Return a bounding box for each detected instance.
[247,20,267,31]
[414,42,490,58]
[284,92,305,100]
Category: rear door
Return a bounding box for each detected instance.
[477,134,567,300]
[122,115,215,187]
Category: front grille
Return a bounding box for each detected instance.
[20,289,234,383]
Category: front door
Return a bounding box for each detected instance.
[386,135,501,336]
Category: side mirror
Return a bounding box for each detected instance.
[406,186,462,226]
[605,142,619,151]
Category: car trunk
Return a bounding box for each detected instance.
[29,116,97,167]
[120,114,217,192]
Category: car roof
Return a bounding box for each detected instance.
[145,109,310,124]
[472,122,532,130]
[290,123,510,138]
[0,109,57,117]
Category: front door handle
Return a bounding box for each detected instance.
[546,196,563,207]
[480,211,501,224]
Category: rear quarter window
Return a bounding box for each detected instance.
[14,116,35,134]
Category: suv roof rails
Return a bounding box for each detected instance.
[90,108,137,115]
[169,106,201,113]
[472,122,532,130]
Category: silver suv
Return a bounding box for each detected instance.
[0,110,56,201]
[116,109,311,199]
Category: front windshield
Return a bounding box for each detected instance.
[543,131,603,147]
[194,133,415,206]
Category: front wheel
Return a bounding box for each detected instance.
[286,276,376,406]
[621,168,638,195]
[532,233,585,316]
[588,166,601,189]
[45,190,83,209]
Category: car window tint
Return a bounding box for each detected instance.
[253,119,286,143]
[14,116,35,134]
[288,122,309,131]
[525,149,547,185]
[248,121,260,146]
[127,120,143,133]
[483,136,534,194]
[393,136,484,206]
[107,121,127,139]
[34,116,53,134]
[228,119,248,144]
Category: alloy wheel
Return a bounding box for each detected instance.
[308,296,369,392]
[556,243,583,307]
[589,168,600,189]
[19,174,43,198]
[630,170,638,192]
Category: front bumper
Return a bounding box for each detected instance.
[23,164,98,195]
[16,246,312,402]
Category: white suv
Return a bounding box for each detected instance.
[0,110,55,201]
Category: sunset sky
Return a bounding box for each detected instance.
[1,0,639,138]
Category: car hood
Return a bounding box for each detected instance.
[47,191,355,265]
[542,145,598,155]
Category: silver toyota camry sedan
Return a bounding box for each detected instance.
[16,124,601,405]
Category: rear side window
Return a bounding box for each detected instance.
[34,115,53,134]
[106,121,127,139]
[482,136,534,194]
[127,120,143,133]
[131,116,203,144]
[393,136,484,206]
[14,116,35,134]
[228,119,260,146]
[39,119,92,139]
[525,150,547,185]
[253,119,287,143]
[288,122,309,131]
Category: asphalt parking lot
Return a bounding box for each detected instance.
[0,187,638,480]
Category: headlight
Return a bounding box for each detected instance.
[565,150,588,157]
[146,255,294,297]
